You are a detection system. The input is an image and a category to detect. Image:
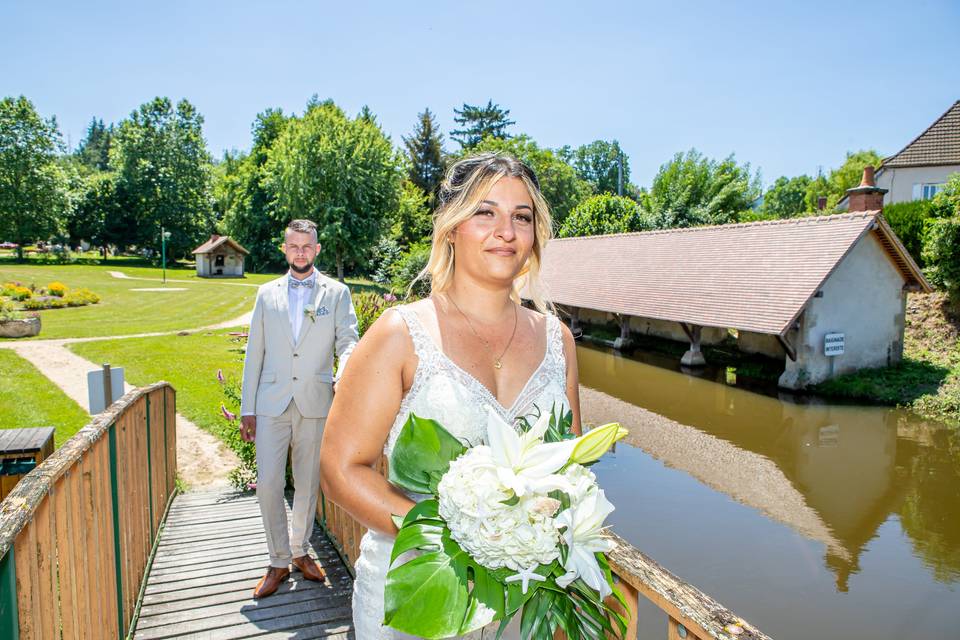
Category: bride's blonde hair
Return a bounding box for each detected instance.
[411,152,554,312]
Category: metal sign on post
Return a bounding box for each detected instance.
[824,333,845,357]
[87,364,125,414]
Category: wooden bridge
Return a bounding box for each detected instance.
[0,383,771,639]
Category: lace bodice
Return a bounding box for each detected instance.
[352,304,570,639]
[385,304,569,456]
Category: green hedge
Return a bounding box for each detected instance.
[884,200,931,266]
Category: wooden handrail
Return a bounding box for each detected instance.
[0,382,177,640]
[318,456,771,639]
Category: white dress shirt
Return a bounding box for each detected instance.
[288,268,317,338]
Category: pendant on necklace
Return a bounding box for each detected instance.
[494,359,503,370]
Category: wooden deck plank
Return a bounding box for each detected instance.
[136,586,352,629]
[139,578,340,617]
[134,598,351,639]
[132,489,355,638]
[136,607,353,640]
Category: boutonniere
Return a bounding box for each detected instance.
[304,307,316,323]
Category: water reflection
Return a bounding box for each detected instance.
[576,344,960,590]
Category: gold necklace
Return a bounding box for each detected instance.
[445,293,518,370]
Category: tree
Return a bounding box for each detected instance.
[561,140,630,196]
[65,171,131,259]
[922,173,960,298]
[642,149,760,228]
[75,117,112,171]
[760,175,813,218]
[804,150,882,212]
[468,135,592,224]
[110,97,215,258]
[266,100,403,280]
[391,180,432,248]
[557,194,655,238]
[403,108,445,202]
[220,108,291,272]
[451,100,515,149]
[0,95,68,259]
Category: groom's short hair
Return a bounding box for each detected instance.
[286,219,318,242]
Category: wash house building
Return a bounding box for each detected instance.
[192,235,249,278]
[539,170,931,389]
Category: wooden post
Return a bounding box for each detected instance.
[102,363,113,411]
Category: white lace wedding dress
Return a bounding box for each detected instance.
[351,305,571,639]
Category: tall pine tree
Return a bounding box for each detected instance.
[451,100,515,149]
[402,108,445,201]
[75,117,112,171]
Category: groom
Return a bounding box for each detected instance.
[240,219,359,599]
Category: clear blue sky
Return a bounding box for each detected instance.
[2,1,958,188]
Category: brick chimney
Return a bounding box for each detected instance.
[846,166,887,212]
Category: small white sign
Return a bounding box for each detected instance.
[824,333,845,356]
[87,367,125,414]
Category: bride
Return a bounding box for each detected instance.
[320,152,582,639]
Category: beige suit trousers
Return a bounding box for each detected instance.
[255,400,324,567]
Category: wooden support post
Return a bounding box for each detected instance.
[102,363,113,412]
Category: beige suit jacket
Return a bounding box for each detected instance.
[240,272,358,419]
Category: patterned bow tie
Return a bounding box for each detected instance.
[290,277,315,289]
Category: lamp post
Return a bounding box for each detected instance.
[161,227,171,284]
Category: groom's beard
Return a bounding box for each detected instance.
[288,260,314,275]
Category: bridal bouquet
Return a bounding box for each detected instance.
[384,407,629,639]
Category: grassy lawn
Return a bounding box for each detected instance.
[0,259,386,340]
[0,349,90,446]
[69,327,247,439]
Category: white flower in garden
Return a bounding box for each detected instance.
[555,489,616,598]
[486,408,576,498]
[438,445,561,571]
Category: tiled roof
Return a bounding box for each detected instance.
[192,235,250,255]
[538,212,930,336]
[882,100,960,168]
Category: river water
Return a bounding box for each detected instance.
[577,344,960,639]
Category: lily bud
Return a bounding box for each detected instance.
[221,404,236,422]
[569,423,627,465]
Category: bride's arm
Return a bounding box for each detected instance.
[320,309,416,536]
[560,322,583,436]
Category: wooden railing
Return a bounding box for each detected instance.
[0,383,177,640]
[318,456,770,640]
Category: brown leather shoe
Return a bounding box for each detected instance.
[292,555,327,582]
[253,566,290,599]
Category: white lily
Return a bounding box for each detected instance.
[555,489,616,598]
[486,408,576,498]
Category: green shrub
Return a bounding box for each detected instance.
[883,200,931,266]
[9,286,32,301]
[0,300,22,321]
[352,291,400,337]
[23,297,67,310]
[923,217,960,298]
[391,242,431,297]
[558,193,655,238]
[63,287,100,306]
[922,173,960,298]
[47,281,67,297]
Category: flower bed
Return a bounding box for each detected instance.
[1,281,100,311]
